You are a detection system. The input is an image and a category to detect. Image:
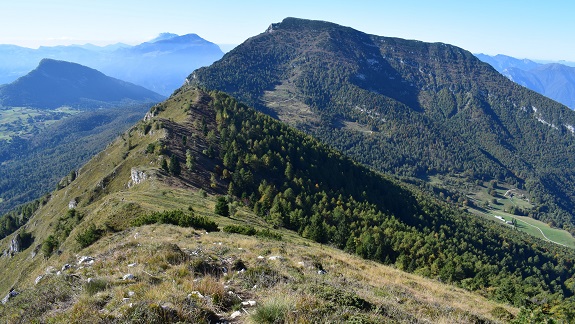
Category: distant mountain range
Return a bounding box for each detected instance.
[0,59,162,213]
[0,59,164,109]
[476,54,575,109]
[0,33,224,96]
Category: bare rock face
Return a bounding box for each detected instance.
[8,233,22,255]
[128,168,148,188]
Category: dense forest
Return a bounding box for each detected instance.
[189,17,575,232]
[152,88,575,316]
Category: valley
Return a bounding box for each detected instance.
[0,106,79,140]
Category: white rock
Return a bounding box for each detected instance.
[78,256,94,265]
[127,263,137,267]
[190,291,204,299]
[268,255,282,261]
[35,275,43,285]
[122,273,135,280]
[318,269,327,275]
[257,255,264,259]
[230,311,242,319]
[61,264,71,272]
[247,300,257,306]
[128,291,135,297]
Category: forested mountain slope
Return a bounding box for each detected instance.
[2,87,575,321]
[189,17,575,231]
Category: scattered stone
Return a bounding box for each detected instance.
[30,244,42,258]
[61,264,71,272]
[35,275,44,285]
[122,274,135,281]
[122,297,131,303]
[268,255,282,261]
[1,290,19,304]
[128,291,135,297]
[45,266,57,274]
[241,300,257,307]
[56,271,62,276]
[318,269,327,275]
[127,262,137,267]
[68,199,77,209]
[78,256,95,265]
[297,261,305,267]
[189,291,204,299]
[257,256,264,259]
[230,311,242,319]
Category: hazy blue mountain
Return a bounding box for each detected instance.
[100,33,224,95]
[0,59,164,109]
[477,54,575,109]
[475,53,541,72]
[0,33,224,96]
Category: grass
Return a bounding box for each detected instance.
[0,87,521,322]
[459,180,575,249]
[0,106,79,140]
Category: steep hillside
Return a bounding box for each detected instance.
[1,87,575,322]
[189,17,575,231]
[0,59,164,109]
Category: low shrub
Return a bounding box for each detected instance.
[76,224,103,248]
[132,210,218,232]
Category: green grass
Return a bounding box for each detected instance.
[0,106,79,140]
[465,183,575,249]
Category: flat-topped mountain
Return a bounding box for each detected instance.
[0,59,164,109]
[189,17,575,230]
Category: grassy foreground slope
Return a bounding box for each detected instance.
[0,87,574,322]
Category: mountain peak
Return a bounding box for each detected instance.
[0,59,164,109]
[267,17,352,33]
[150,32,179,43]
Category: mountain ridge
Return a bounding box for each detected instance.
[1,86,574,321]
[189,17,575,231]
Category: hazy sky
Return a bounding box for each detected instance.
[1,0,573,61]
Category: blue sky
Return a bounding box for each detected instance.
[1,0,573,61]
